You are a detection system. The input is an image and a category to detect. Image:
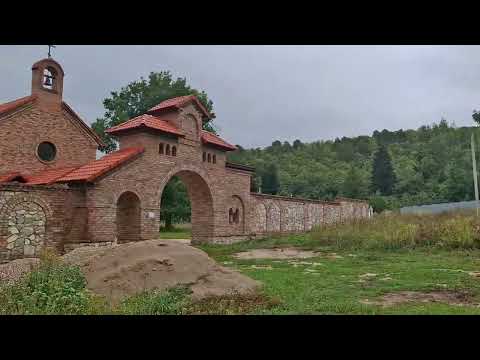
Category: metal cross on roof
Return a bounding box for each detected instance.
[48,45,56,58]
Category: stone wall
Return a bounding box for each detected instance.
[0,183,86,261]
[250,193,370,236]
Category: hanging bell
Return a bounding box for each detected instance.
[43,75,53,87]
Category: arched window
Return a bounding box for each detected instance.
[43,68,56,90]
[166,144,171,156]
[229,208,234,224]
[234,208,240,224]
[203,152,207,162]
[172,146,177,156]
[207,154,211,163]
[213,154,216,164]
[159,143,164,154]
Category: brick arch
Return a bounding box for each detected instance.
[178,108,203,142]
[182,114,201,140]
[157,164,213,198]
[0,193,53,219]
[157,164,214,244]
[112,187,144,207]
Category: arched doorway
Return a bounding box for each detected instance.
[159,170,214,244]
[229,195,245,234]
[116,191,141,243]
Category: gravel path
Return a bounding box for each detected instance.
[0,258,40,284]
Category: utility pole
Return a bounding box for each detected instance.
[471,133,479,216]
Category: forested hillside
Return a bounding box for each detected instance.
[228,119,480,211]
[92,70,480,218]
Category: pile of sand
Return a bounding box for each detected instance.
[63,239,261,304]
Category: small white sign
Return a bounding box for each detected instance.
[147,212,155,219]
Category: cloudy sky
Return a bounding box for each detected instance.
[1,45,479,148]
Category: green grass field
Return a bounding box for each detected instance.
[151,214,480,314]
[201,235,480,314]
[159,225,191,239]
[3,214,480,314]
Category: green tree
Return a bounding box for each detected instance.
[92,71,216,153]
[342,166,369,199]
[369,195,388,213]
[371,144,396,195]
[160,177,191,230]
[443,155,474,202]
[293,139,303,150]
[473,110,480,125]
[262,163,280,195]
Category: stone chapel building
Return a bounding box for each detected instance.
[0,57,369,261]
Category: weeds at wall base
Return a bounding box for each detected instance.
[310,211,480,251]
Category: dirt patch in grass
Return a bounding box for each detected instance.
[233,248,346,262]
[184,293,282,314]
[63,240,261,305]
[233,248,317,260]
[360,290,478,307]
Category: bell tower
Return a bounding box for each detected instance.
[31,56,65,104]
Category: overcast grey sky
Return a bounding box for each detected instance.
[1,45,479,148]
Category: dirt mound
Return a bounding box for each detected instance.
[360,291,477,307]
[63,240,261,304]
[233,248,317,260]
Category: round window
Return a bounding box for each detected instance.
[37,142,57,162]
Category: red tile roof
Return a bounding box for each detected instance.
[0,172,24,183]
[201,130,237,151]
[0,95,36,117]
[24,167,78,185]
[56,147,145,183]
[148,95,212,119]
[106,114,184,137]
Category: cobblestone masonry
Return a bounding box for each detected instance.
[249,194,370,237]
[0,184,86,260]
[5,201,45,257]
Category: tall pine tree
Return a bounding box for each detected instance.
[262,164,280,195]
[371,144,396,195]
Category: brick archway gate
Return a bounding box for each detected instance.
[157,166,214,244]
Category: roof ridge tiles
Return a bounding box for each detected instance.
[56,147,145,183]
[0,95,37,117]
[106,114,184,136]
[147,95,212,119]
